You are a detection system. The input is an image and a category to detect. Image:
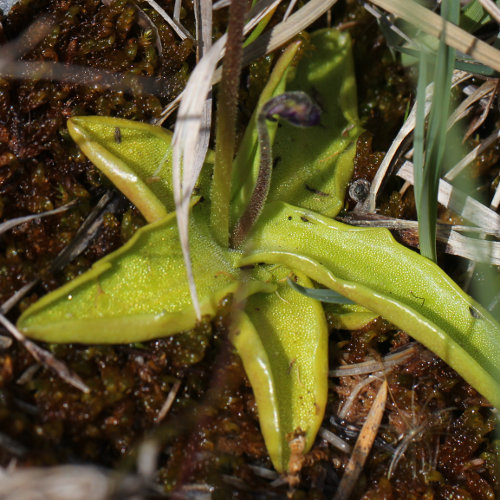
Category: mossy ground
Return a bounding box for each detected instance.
[0,1,499,498]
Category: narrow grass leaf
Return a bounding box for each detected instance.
[417,0,459,261]
[287,278,355,305]
[412,51,429,230]
[369,0,500,73]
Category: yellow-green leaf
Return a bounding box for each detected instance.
[68,116,175,222]
[18,205,271,343]
[231,267,328,472]
[267,29,362,218]
[241,201,500,409]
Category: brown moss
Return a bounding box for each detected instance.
[0,0,192,306]
[0,1,499,498]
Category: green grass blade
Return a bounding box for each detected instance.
[417,0,459,261]
[287,278,355,305]
[412,52,429,227]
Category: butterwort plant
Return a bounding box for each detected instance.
[16,30,500,472]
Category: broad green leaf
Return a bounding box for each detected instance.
[241,202,500,409]
[68,116,175,222]
[18,205,272,344]
[231,267,328,472]
[267,29,362,218]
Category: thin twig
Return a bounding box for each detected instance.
[0,201,75,236]
[155,379,182,423]
[333,380,387,500]
[143,0,193,40]
[329,343,417,377]
[0,314,89,393]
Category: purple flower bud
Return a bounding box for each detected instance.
[261,91,321,128]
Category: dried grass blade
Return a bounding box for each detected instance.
[0,314,89,393]
[461,83,497,142]
[319,427,352,454]
[194,0,213,58]
[0,201,74,235]
[172,40,226,319]
[478,0,500,24]
[447,80,497,129]
[492,183,500,210]
[143,0,192,40]
[361,71,469,214]
[445,128,500,181]
[338,373,388,421]
[161,0,339,121]
[50,191,119,271]
[359,81,432,213]
[330,344,417,377]
[283,0,299,20]
[397,161,500,231]
[339,213,500,263]
[369,0,500,73]
[0,280,37,315]
[174,0,182,21]
[441,231,500,265]
[333,380,387,500]
[1,193,115,316]
[340,212,500,237]
[155,379,182,423]
[241,0,340,67]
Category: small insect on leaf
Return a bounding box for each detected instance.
[114,127,121,144]
[469,306,482,319]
